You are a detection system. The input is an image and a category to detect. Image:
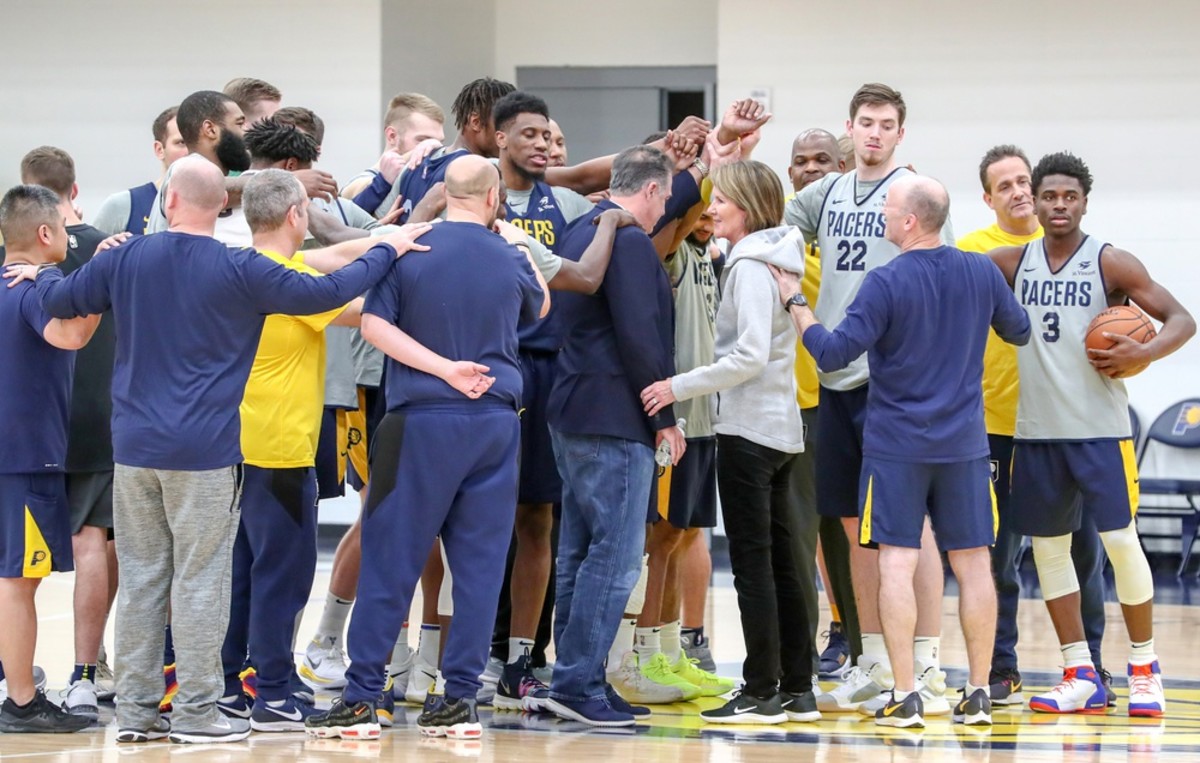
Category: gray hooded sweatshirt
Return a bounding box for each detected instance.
[670,226,806,454]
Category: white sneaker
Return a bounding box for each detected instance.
[1127,661,1165,718]
[817,660,893,712]
[389,645,415,700]
[300,637,349,691]
[405,655,438,705]
[858,663,950,716]
[477,656,503,705]
[0,666,47,703]
[605,651,686,704]
[61,678,99,722]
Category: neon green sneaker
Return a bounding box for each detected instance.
[671,655,734,697]
[640,652,701,701]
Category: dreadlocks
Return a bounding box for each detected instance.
[450,77,515,132]
[244,117,321,165]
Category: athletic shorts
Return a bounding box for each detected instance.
[67,470,114,536]
[1009,439,1139,537]
[0,473,73,578]
[517,351,563,505]
[347,386,386,492]
[859,456,997,551]
[648,437,717,529]
[315,408,347,500]
[815,385,868,519]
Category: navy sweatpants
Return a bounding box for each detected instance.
[344,404,519,704]
[220,466,318,701]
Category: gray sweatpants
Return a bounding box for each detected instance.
[112,463,242,731]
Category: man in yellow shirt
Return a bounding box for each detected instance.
[785,129,859,677]
[216,169,437,732]
[958,145,1111,707]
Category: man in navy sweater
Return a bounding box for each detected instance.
[3,155,432,745]
[544,146,685,727]
[778,176,1030,730]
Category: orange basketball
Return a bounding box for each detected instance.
[1084,304,1157,378]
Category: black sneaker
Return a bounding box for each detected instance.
[818,622,850,677]
[987,667,1024,706]
[699,691,787,725]
[417,695,482,739]
[494,655,548,712]
[953,688,992,726]
[0,691,91,733]
[304,698,381,740]
[875,691,925,728]
[780,690,821,722]
[1099,668,1117,707]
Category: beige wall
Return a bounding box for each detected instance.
[717,0,1200,411]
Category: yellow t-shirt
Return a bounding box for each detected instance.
[794,242,822,409]
[240,250,346,468]
[956,223,1043,436]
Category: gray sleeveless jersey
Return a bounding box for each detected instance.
[786,167,912,390]
[1013,236,1131,440]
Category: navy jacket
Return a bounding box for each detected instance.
[547,200,676,446]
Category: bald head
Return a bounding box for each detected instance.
[446,154,500,199]
[169,155,228,213]
[891,175,950,233]
[789,128,844,192]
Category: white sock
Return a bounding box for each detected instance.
[508,637,534,665]
[1062,641,1092,669]
[861,633,888,668]
[965,681,990,698]
[388,623,411,673]
[417,624,441,667]
[660,620,682,663]
[1130,639,1157,666]
[914,636,940,669]
[893,688,913,701]
[608,618,637,670]
[634,627,661,658]
[314,593,354,644]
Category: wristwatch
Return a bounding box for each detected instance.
[785,292,808,310]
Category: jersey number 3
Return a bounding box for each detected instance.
[835,240,867,271]
[1042,311,1061,342]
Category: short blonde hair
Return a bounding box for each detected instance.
[384,93,444,131]
[710,160,784,234]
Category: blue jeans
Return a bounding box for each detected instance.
[548,428,653,703]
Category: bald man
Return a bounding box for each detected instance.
[775,176,1031,729]
[306,155,547,741]
[8,154,431,744]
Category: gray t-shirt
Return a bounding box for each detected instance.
[92,189,134,236]
[785,168,955,391]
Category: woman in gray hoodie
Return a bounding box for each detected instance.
[641,160,816,725]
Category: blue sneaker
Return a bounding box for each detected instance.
[217,692,253,719]
[546,696,635,727]
[376,677,396,727]
[250,697,317,732]
[818,622,850,678]
[605,684,650,717]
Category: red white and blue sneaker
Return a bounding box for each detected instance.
[1028,666,1108,714]
[1127,661,1165,718]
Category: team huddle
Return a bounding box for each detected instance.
[0,76,1193,743]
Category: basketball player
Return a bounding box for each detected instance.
[304,155,548,741]
[782,175,1030,728]
[548,119,567,166]
[990,152,1195,717]
[959,145,1115,706]
[785,128,859,678]
[16,148,115,722]
[0,184,100,734]
[784,84,953,715]
[341,93,447,202]
[223,77,282,127]
[92,107,189,236]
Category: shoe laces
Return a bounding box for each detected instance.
[679,657,719,682]
[642,653,675,680]
[518,673,547,696]
[1128,664,1159,696]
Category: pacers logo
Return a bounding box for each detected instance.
[29,550,47,567]
[1173,403,1200,436]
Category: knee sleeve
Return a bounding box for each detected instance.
[624,554,650,615]
[1100,524,1153,605]
[1032,534,1079,600]
[438,539,454,617]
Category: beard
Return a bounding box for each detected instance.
[216,129,251,173]
[513,157,546,183]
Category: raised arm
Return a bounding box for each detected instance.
[301,221,433,274]
[1087,246,1196,377]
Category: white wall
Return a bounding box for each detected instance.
[0,0,381,220]
[493,0,717,83]
[718,0,1200,417]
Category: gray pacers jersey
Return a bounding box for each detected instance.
[1013,235,1131,440]
[802,168,911,390]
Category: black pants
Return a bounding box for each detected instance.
[717,434,814,698]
